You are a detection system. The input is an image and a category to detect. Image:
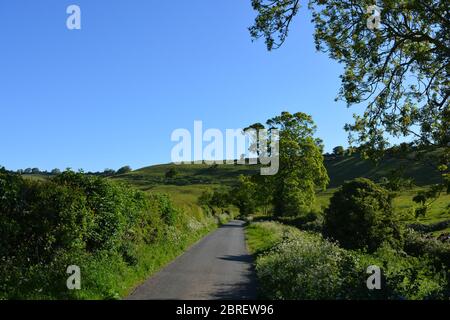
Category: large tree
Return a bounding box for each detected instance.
[247,112,329,216]
[249,0,449,157]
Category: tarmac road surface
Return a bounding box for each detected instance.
[126,220,257,300]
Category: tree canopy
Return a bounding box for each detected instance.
[246,111,329,216]
[250,0,449,158]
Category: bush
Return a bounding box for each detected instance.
[366,244,448,300]
[197,187,231,215]
[148,193,178,226]
[256,231,355,299]
[324,178,403,252]
[165,168,178,179]
[117,166,132,175]
[277,209,322,230]
[403,229,450,269]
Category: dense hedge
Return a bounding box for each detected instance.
[0,169,213,299]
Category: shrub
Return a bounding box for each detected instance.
[52,171,148,252]
[148,193,178,226]
[117,166,132,175]
[403,229,450,270]
[197,187,230,215]
[165,168,178,179]
[367,244,448,300]
[256,232,353,299]
[324,178,402,252]
[277,209,322,231]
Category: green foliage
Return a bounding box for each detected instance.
[117,166,132,175]
[366,244,448,300]
[0,169,212,299]
[413,183,448,217]
[165,168,178,179]
[277,209,323,232]
[324,178,402,252]
[198,189,213,207]
[50,171,146,252]
[115,147,444,188]
[197,187,231,215]
[256,231,362,300]
[248,222,449,300]
[251,0,449,154]
[210,188,230,211]
[246,222,290,255]
[403,229,450,270]
[333,146,345,156]
[249,0,300,50]
[378,168,415,192]
[230,175,259,216]
[250,0,450,211]
[246,112,329,217]
[312,0,449,153]
[103,168,116,176]
[270,112,329,216]
[148,193,178,226]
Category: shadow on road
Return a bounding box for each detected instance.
[219,254,253,264]
[211,254,258,300]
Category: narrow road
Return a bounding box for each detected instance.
[126,220,257,300]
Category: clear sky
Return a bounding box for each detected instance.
[0,0,358,172]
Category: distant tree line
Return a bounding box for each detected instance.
[10,165,133,177]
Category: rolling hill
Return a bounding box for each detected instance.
[114,152,444,189]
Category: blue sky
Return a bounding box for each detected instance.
[0,0,358,172]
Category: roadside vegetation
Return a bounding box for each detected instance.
[247,222,449,300]
[234,109,450,300]
[0,168,231,299]
[241,0,449,300]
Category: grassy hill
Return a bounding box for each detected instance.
[114,152,444,189]
[325,152,443,188]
